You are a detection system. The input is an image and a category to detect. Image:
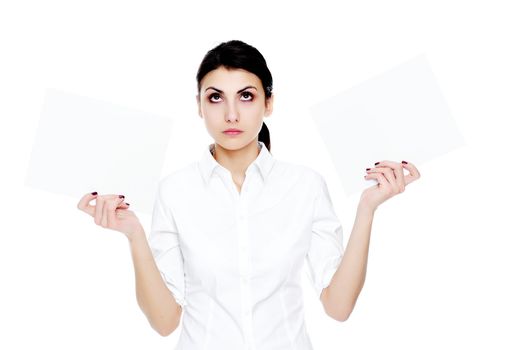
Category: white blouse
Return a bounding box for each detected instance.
[148,141,344,350]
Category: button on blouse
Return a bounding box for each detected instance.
[148,141,344,349]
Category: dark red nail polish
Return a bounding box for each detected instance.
[402,160,408,164]
[374,162,380,166]
[91,192,98,195]
[119,195,125,199]
[125,202,130,206]
[366,168,371,171]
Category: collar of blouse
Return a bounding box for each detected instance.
[198,141,275,186]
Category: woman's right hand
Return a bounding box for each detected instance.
[77,192,144,241]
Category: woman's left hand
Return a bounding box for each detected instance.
[359,160,421,212]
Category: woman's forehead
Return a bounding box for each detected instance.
[202,67,260,89]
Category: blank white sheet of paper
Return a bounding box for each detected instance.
[24,88,173,213]
[309,53,465,196]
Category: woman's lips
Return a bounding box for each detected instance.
[223,131,243,135]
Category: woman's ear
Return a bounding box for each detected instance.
[196,94,202,118]
[264,94,274,117]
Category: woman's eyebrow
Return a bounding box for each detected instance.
[205,85,257,93]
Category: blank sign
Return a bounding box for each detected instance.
[24,88,174,213]
[309,53,465,195]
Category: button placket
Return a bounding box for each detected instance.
[237,186,254,344]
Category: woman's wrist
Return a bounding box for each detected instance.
[357,201,376,216]
[127,227,147,244]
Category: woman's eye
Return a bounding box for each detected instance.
[209,93,221,102]
[208,92,253,103]
[241,92,253,100]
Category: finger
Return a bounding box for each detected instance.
[400,160,421,185]
[102,195,125,227]
[96,195,128,225]
[77,192,98,217]
[94,195,106,225]
[366,171,389,188]
[367,167,398,191]
[374,160,405,192]
[101,198,108,227]
[116,200,129,209]
[90,194,126,225]
[107,196,125,228]
[376,160,413,192]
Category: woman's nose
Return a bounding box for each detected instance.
[226,113,239,122]
[225,104,239,122]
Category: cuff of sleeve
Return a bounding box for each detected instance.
[316,256,342,298]
[159,271,187,307]
[172,291,187,307]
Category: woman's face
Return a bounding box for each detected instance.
[196,66,273,151]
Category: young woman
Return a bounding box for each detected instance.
[77,40,421,349]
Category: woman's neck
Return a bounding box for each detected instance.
[212,140,261,178]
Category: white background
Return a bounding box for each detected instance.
[1,0,525,349]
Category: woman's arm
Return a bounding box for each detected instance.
[129,229,183,336]
[321,159,420,321]
[321,203,374,322]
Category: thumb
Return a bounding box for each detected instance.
[106,196,126,228]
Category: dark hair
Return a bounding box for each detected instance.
[196,40,273,152]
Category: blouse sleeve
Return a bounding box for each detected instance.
[305,174,344,299]
[147,181,187,307]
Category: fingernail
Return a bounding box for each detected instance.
[119,195,125,199]
[125,202,130,206]
[366,168,371,171]
[374,162,380,166]
[401,160,408,164]
[91,192,98,195]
